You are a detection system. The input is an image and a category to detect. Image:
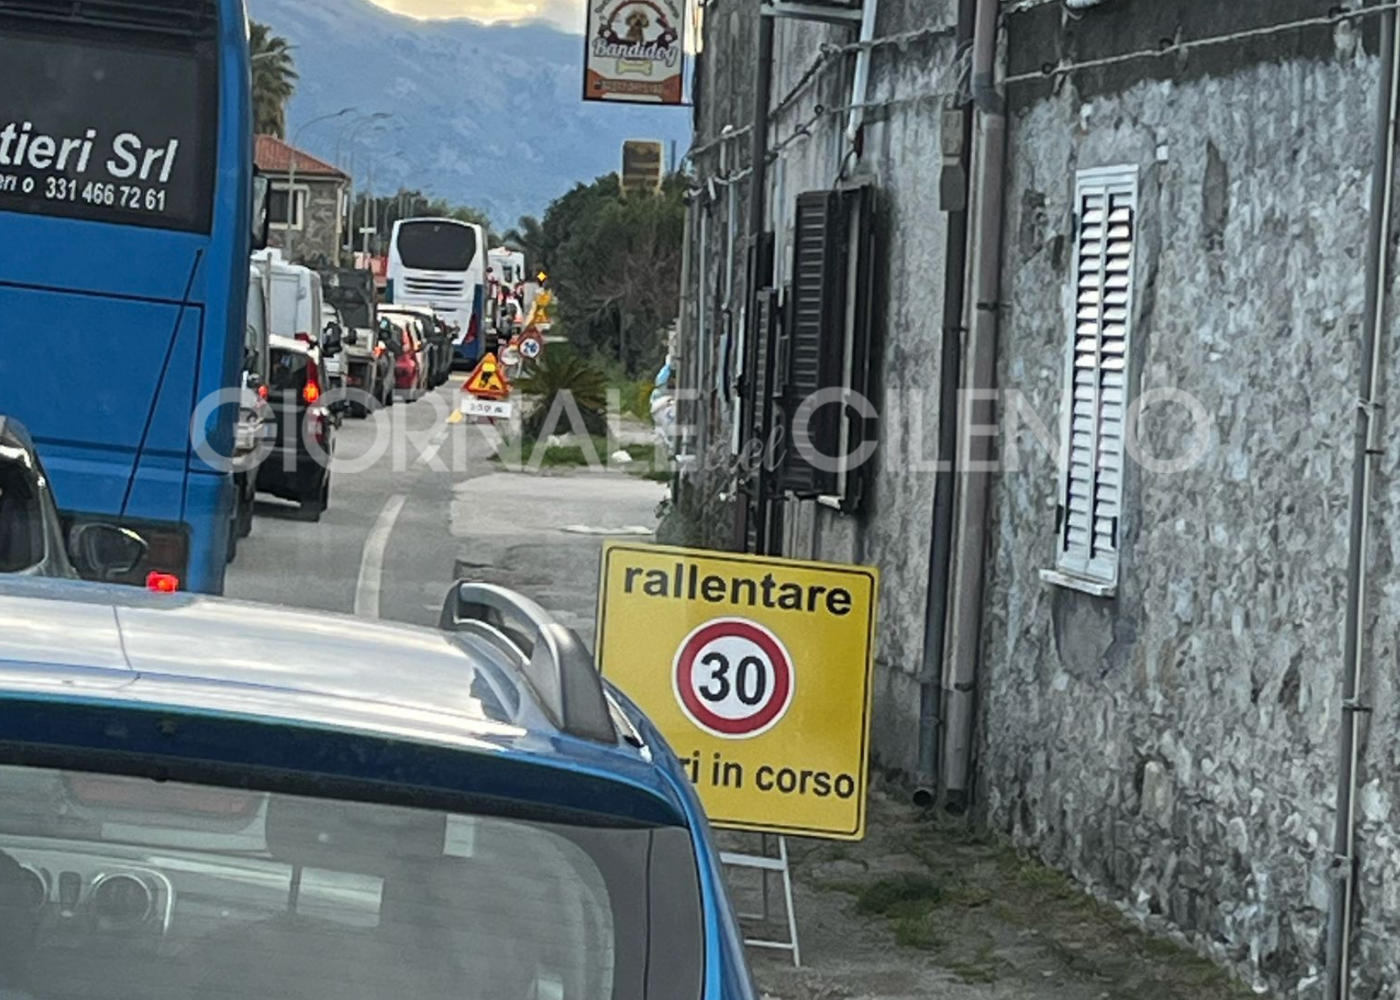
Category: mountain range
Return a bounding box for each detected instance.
[249,0,693,226]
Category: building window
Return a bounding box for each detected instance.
[1044,165,1138,596]
[268,184,307,230]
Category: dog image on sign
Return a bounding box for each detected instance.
[596,542,879,841]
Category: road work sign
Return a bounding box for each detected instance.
[464,353,509,399]
[597,542,878,840]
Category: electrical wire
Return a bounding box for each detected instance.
[1004,2,1400,85]
[688,22,953,158]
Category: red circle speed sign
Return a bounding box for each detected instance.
[673,618,794,739]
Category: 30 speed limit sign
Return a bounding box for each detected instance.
[674,619,794,738]
[597,543,878,840]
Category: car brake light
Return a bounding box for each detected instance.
[146,572,180,593]
[257,384,269,400]
[303,354,322,404]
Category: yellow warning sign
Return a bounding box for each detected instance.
[597,542,878,840]
[464,352,510,399]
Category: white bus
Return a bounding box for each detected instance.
[386,217,486,365]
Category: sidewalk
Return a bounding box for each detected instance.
[448,469,666,645]
[739,785,1258,1000]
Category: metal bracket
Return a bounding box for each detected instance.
[763,1,864,25]
[720,834,801,966]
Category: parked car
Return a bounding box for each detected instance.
[382,306,451,389]
[0,576,758,1000]
[0,416,146,582]
[381,314,429,400]
[346,313,394,414]
[319,267,387,404]
[230,265,274,560]
[499,297,526,340]
[0,415,74,578]
[321,301,383,417]
[254,334,339,521]
[428,315,457,387]
[256,249,345,395]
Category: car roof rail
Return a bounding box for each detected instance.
[441,582,617,744]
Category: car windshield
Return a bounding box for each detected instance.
[0,764,703,1000]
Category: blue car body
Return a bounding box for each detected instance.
[0,576,758,1000]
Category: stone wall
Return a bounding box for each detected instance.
[686,0,960,771]
[267,177,344,266]
[981,2,1400,996]
[683,0,1400,995]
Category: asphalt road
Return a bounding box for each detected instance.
[226,376,668,640]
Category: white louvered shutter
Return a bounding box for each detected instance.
[1057,167,1138,587]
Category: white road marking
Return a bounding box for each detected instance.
[415,422,452,469]
[354,494,407,619]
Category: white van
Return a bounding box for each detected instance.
[253,249,342,388]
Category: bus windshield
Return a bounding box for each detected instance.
[396,221,477,271]
[0,26,217,233]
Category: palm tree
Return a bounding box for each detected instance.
[503,215,546,273]
[250,22,298,138]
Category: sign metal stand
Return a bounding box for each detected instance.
[721,833,801,966]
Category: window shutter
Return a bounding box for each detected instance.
[1057,167,1137,587]
[779,190,845,497]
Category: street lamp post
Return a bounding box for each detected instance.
[284,107,354,261]
[339,114,395,258]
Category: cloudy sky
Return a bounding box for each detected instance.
[368,0,583,31]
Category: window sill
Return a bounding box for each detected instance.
[1038,568,1116,598]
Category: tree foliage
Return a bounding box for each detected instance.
[501,215,545,274]
[514,345,609,440]
[250,22,298,138]
[529,174,684,375]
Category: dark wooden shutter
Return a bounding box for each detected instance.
[842,184,879,514]
[779,190,846,497]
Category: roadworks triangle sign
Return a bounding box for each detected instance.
[465,353,510,400]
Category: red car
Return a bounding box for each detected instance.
[382,316,428,400]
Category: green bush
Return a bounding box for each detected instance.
[515,346,609,441]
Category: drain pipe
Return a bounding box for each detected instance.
[941,0,1007,812]
[747,11,777,553]
[1325,6,1398,998]
[914,0,977,805]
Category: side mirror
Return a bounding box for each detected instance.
[345,328,360,346]
[67,524,148,581]
[323,322,343,355]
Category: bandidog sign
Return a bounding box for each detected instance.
[583,0,686,106]
[597,542,879,840]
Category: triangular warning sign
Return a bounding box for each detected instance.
[464,353,510,400]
